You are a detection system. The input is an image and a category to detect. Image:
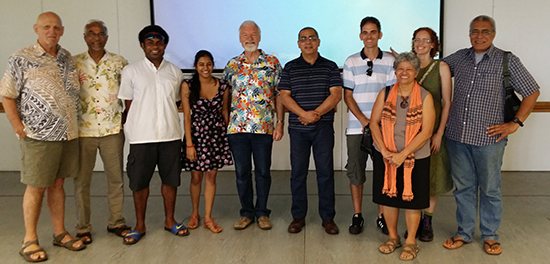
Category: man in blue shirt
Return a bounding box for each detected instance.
[442,15,540,255]
[279,27,342,235]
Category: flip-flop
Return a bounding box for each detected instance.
[76,232,92,244]
[107,225,132,237]
[484,240,502,255]
[52,232,86,251]
[19,240,48,262]
[443,236,469,249]
[123,231,146,245]
[164,223,190,236]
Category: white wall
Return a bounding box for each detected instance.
[0,0,548,171]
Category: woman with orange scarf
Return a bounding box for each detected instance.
[370,52,435,261]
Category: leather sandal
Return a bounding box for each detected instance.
[107,225,132,237]
[204,219,223,233]
[379,237,402,254]
[76,232,92,244]
[19,240,48,262]
[187,215,201,229]
[400,243,420,260]
[52,232,86,251]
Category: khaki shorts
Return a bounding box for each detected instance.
[20,137,79,187]
[346,134,370,186]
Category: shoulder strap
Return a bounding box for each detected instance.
[418,60,437,85]
[502,51,513,95]
[384,85,391,101]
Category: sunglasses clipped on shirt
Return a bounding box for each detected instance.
[366,61,373,76]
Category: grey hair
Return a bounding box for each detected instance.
[470,15,496,32]
[393,52,421,72]
[239,20,261,36]
[84,19,108,36]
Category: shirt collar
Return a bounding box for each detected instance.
[467,44,496,58]
[143,57,165,70]
[298,53,321,65]
[32,41,62,57]
[360,47,383,60]
[84,50,111,63]
[238,49,267,64]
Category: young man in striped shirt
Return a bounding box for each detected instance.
[343,17,397,235]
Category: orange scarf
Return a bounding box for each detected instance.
[381,82,423,201]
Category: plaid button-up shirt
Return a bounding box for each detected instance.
[442,45,539,146]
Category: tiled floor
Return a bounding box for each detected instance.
[1,170,549,264]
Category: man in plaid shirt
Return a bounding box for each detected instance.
[441,15,540,255]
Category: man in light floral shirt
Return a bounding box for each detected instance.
[223,20,284,230]
[73,20,130,244]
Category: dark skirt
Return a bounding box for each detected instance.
[372,150,430,209]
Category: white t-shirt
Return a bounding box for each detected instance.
[118,58,183,144]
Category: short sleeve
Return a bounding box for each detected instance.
[329,62,343,88]
[442,52,458,77]
[222,60,234,82]
[0,57,20,99]
[278,64,291,91]
[385,67,397,87]
[509,53,540,98]
[118,66,134,100]
[175,68,184,101]
[342,57,356,90]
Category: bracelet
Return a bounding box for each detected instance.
[276,120,284,124]
[186,144,195,148]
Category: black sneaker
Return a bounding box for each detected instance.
[404,213,422,239]
[419,215,434,242]
[349,213,364,235]
[376,214,389,235]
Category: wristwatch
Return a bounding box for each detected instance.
[512,117,524,127]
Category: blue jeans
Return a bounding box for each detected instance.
[447,138,507,242]
[228,133,273,219]
[289,123,336,222]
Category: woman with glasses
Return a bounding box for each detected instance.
[409,27,453,243]
[370,52,435,260]
[181,50,233,233]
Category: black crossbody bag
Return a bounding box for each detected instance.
[503,51,522,122]
[360,86,391,154]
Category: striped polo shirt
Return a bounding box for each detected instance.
[343,48,396,135]
[278,54,343,131]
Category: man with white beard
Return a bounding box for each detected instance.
[223,20,284,230]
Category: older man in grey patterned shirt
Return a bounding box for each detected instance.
[1,12,86,262]
[441,15,540,255]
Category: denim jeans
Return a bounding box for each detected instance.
[228,133,273,219]
[447,138,507,242]
[289,123,336,222]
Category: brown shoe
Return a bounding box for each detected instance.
[233,217,253,230]
[288,219,305,233]
[322,220,339,235]
[258,216,272,230]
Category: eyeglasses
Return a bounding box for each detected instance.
[469,29,494,36]
[145,33,165,41]
[298,36,318,42]
[412,39,432,43]
[366,61,373,76]
[85,32,107,38]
